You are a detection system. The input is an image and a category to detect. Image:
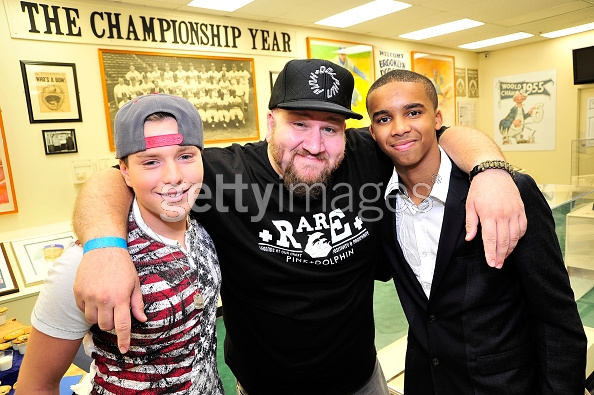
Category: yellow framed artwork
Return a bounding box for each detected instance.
[307,37,375,128]
[0,109,17,215]
[411,52,456,126]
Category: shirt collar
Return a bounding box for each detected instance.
[132,198,193,247]
[384,146,452,203]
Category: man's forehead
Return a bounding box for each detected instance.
[279,109,346,124]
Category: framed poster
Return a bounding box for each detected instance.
[494,69,556,151]
[411,52,456,126]
[11,231,75,286]
[0,243,19,296]
[0,109,18,215]
[307,37,374,128]
[98,49,259,149]
[20,61,82,123]
[467,69,479,98]
[455,68,467,97]
[42,129,78,155]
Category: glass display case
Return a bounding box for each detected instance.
[571,139,594,186]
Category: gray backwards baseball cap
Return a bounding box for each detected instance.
[114,93,203,159]
[269,59,363,120]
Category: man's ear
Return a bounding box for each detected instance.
[119,159,133,188]
[434,109,443,130]
[368,125,377,141]
[266,111,275,142]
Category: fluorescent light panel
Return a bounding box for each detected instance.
[541,22,594,38]
[315,0,411,28]
[399,19,483,40]
[187,0,253,12]
[459,32,533,49]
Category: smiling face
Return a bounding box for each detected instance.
[367,79,442,175]
[120,116,203,233]
[266,108,346,198]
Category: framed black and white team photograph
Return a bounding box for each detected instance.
[42,129,78,155]
[98,48,260,150]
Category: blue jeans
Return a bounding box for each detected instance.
[236,357,389,395]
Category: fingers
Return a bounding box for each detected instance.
[114,304,132,354]
[130,279,147,323]
[464,203,479,242]
[97,301,116,332]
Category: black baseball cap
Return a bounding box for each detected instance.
[269,59,363,120]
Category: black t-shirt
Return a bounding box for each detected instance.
[192,128,393,394]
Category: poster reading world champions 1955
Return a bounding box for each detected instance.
[494,70,556,151]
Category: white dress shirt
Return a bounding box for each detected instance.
[384,146,452,298]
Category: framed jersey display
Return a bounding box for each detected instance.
[19,61,83,123]
[98,49,260,150]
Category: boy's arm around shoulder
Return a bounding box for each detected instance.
[512,173,587,394]
[72,167,145,354]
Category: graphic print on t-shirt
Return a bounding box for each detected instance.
[258,207,369,266]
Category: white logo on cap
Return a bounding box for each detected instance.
[309,66,340,98]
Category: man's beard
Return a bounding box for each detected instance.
[269,131,344,200]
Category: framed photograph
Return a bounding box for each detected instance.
[11,231,75,286]
[0,243,19,296]
[269,71,280,92]
[307,37,374,129]
[0,110,18,215]
[42,129,78,155]
[98,49,259,149]
[20,61,82,123]
[411,52,456,126]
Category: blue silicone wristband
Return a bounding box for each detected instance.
[83,237,127,253]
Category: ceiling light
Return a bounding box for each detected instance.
[541,22,594,38]
[315,0,411,28]
[399,19,484,40]
[459,32,533,50]
[187,0,253,12]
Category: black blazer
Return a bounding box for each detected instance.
[381,162,587,394]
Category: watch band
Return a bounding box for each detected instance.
[469,160,516,182]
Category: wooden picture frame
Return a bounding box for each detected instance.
[0,243,19,297]
[42,129,78,155]
[20,61,83,123]
[411,52,456,126]
[306,37,375,128]
[11,231,75,286]
[0,109,17,215]
[98,48,259,149]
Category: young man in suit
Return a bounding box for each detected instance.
[367,69,587,394]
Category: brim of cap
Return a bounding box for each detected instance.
[276,100,363,120]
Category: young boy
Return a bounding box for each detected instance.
[17,93,223,394]
[366,70,587,394]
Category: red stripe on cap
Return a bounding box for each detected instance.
[145,133,184,149]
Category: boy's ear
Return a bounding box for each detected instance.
[119,159,133,188]
[434,109,443,130]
